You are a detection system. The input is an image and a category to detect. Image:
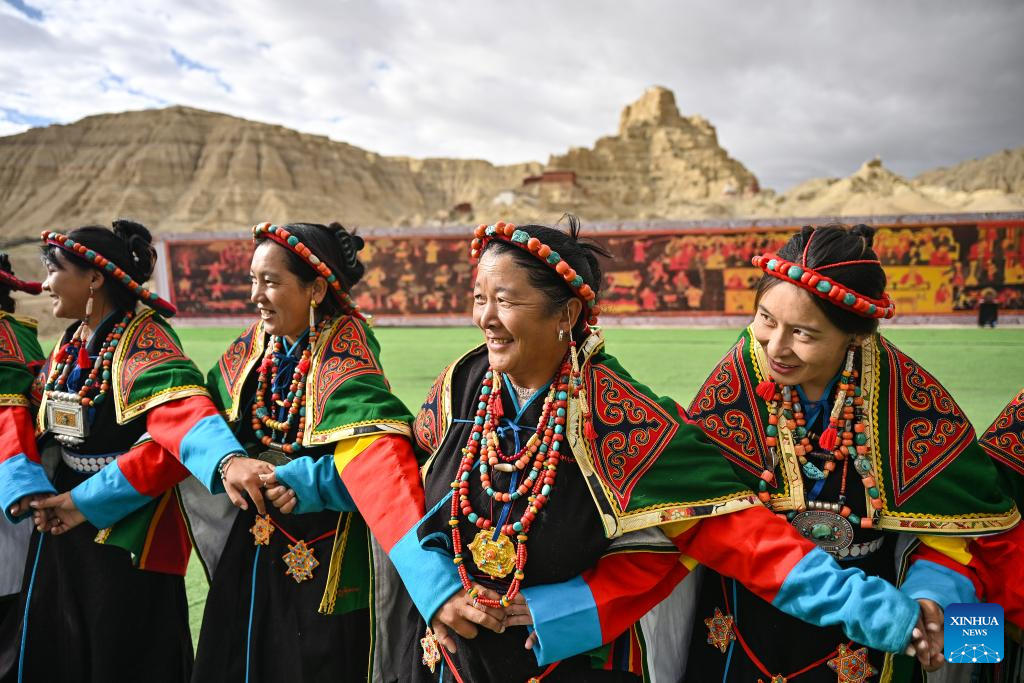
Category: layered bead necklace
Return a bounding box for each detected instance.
[755,346,884,550]
[44,311,135,446]
[450,355,573,608]
[248,315,338,583]
[250,318,330,455]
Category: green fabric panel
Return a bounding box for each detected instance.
[589,350,754,514]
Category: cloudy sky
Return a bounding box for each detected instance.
[1,0,1021,191]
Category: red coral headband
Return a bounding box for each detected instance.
[471,221,600,327]
[751,250,896,320]
[251,223,362,319]
[0,268,42,295]
[41,231,177,316]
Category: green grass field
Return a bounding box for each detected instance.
[71,324,1024,646]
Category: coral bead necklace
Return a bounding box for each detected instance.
[450,355,573,608]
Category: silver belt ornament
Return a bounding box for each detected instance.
[790,509,855,552]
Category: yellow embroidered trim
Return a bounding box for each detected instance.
[225,321,266,423]
[0,394,28,407]
[307,420,411,447]
[420,345,480,480]
[318,512,353,615]
[118,386,210,424]
[0,311,39,329]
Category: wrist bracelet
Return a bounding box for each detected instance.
[218,452,246,480]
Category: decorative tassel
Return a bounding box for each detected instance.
[819,425,839,451]
[297,358,310,375]
[77,343,92,370]
[755,380,777,402]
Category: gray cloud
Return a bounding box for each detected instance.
[0,0,1021,191]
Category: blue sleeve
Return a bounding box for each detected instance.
[70,459,153,529]
[273,455,356,514]
[772,546,919,653]
[900,559,978,610]
[521,576,603,665]
[0,454,57,522]
[178,414,246,494]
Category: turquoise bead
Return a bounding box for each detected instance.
[810,523,835,540]
[848,513,860,525]
[511,230,529,243]
[85,250,96,260]
[855,433,867,445]
[571,275,584,287]
[554,425,563,434]
[551,441,561,451]
[474,416,483,425]
[766,424,778,437]
[843,293,856,306]
[485,225,497,236]
[541,484,551,495]
[787,265,803,279]
[513,522,523,532]
[816,281,832,293]
[468,513,479,523]
[546,252,561,264]
[767,259,779,271]
[556,408,565,417]
[461,472,470,481]
[557,391,568,400]
[481,386,491,395]
[867,304,877,315]
[867,486,880,498]
[287,236,299,246]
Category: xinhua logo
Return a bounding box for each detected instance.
[944,603,1004,664]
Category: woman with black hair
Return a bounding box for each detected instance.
[0,254,46,679]
[684,223,1021,680]
[395,219,932,683]
[192,221,430,682]
[5,220,248,683]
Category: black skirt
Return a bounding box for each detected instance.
[0,463,192,683]
[191,506,370,683]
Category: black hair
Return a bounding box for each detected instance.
[0,254,15,313]
[254,222,365,319]
[481,215,610,339]
[754,223,886,335]
[40,219,156,312]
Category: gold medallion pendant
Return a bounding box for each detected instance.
[283,540,320,583]
[250,514,275,546]
[420,628,441,673]
[468,529,516,578]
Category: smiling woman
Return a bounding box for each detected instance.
[685,223,1023,680]
[393,218,932,683]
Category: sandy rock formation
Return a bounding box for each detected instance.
[914,146,1024,195]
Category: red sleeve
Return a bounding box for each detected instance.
[671,506,816,602]
[586,550,691,640]
[0,404,40,464]
[336,433,425,552]
[967,525,1024,626]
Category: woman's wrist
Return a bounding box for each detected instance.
[218,452,247,480]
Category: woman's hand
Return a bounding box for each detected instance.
[9,493,49,520]
[30,492,85,535]
[221,456,273,514]
[915,599,945,672]
[260,470,298,514]
[429,584,508,654]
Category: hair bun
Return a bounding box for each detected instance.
[112,218,156,280]
[849,223,876,248]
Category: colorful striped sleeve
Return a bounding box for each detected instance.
[71,395,245,527]
[0,404,56,522]
[334,433,463,622]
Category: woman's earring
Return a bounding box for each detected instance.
[309,298,318,337]
[558,329,566,342]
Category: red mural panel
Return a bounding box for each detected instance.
[162,221,1024,319]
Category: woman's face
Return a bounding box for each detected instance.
[42,250,100,320]
[752,282,858,400]
[472,249,572,389]
[250,241,319,340]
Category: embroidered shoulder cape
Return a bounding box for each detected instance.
[980,387,1024,504]
[414,331,759,539]
[35,308,208,431]
[687,326,1019,534]
[0,312,44,408]
[208,315,412,441]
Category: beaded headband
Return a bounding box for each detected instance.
[0,267,42,295]
[751,232,895,320]
[41,230,177,316]
[251,223,362,319]
[471,221,600,327]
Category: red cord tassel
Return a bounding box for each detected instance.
[755,380,776,402]
[819,426,839,451]
[77,344,92,370]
